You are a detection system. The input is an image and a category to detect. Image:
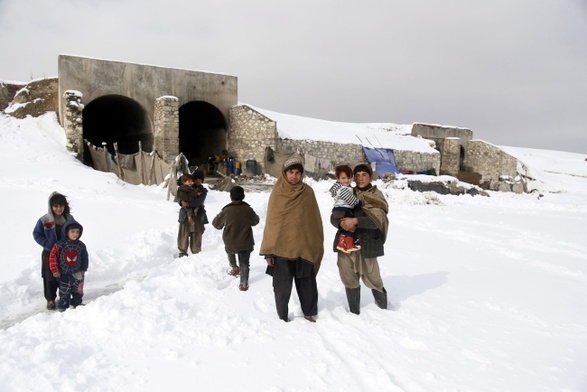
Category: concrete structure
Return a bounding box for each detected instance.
[58,55,237,165]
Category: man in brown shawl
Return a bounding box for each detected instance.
[330,163,389,314]
[260,157,324,322]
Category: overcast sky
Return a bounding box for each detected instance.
[1,0,586,154]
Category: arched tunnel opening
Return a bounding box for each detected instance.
[82,95,153,166]
[179,101,227,170]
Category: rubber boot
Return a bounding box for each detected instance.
[345,287,361,314]
[372,287,388,310]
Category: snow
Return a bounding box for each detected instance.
[1,111,587,391]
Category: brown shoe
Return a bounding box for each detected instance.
[229,267,240,276]
[239,284,249,291]
[47,300,56,310]
[304,315,316,323]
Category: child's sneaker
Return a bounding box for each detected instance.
[336,234,351,253]
[344,234,361,252]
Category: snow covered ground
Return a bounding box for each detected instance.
[0,111,586,391]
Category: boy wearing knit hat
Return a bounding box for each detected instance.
[330,163,389,314]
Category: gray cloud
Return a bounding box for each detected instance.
[1,0,585,153]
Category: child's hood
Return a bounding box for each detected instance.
[47,191,64,216]
[61,219,84,239]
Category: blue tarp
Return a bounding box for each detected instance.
[362,147,399,177]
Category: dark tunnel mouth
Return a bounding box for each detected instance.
[178,101,228,167]
[82,95,152,166]
[81,96,228,169]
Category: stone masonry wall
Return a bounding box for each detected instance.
[62,90,84,158]
[440,137,461,176]
[229,105,278,172]
[0,81,25,112]
[154,96,179,162]
[393,149,441,174]
[3,78,58,119]
[465,140,517,184]
[277,139,365,176]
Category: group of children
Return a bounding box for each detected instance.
[33,192,89,311]
[32,164,361,310]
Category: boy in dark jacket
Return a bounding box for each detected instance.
[212,186,260,291]
[177,171,208,257]
[49,220,89,312]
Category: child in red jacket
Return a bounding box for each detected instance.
[49,220,89,312]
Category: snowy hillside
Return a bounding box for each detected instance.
[0,112,586,391]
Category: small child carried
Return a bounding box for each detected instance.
[177,174,202,225]
[330,165,362,253]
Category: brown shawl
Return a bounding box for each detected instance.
[356,185,389,243]
[260,174,324,273]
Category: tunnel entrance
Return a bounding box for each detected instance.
[82,95,153,166]
[179,101,227,169]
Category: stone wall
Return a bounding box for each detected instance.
[153,96,179,162]
[2,78,58,119]
[228,105,278,170]
[62,90,84,157]
[278,139,365,177]
[228,105,444,177]
[0,81,25,112]
[393,149,440,174]
[464,140,517,184]
[439,137,461,176]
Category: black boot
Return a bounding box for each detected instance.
[372,288,388,309]
[345,287,361,314]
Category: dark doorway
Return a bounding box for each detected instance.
[82,95,153,166]
[459,145,466,171]
[179,101,227,167]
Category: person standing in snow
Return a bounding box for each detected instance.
[212,186,260,291]
[32,192,74,310]
[177,170,208,257]
[330,163,389,314]
[260,157,324,322]
[177,173,203,226]
[49,220,89,312]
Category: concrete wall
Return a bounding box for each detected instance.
[411,122,473,142]
[58,55,237,126]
